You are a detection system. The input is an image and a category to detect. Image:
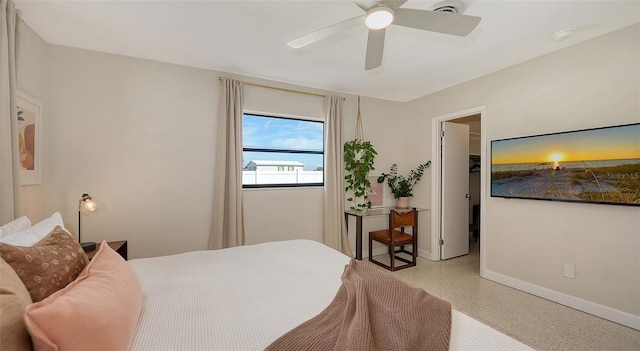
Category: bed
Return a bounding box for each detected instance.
[127,239,534,351]
[1,214,533,350]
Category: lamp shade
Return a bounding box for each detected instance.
[79,193,104,217]
[78,193,104,251]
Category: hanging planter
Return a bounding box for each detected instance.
[344,140,377,211]
[344,97,377,212]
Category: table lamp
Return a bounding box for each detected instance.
[78,193,104,250]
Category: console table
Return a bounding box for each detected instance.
[345,207,428,260]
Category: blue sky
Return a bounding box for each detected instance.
[243,114,324,171]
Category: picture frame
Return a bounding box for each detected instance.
[17,91,42,185]
[366,175,384,207]
[491,123,640,206]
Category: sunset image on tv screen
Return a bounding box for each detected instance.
[491,123,640,206]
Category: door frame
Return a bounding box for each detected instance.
[430,106,486,266]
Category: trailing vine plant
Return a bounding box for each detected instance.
[344,96,377,212]
[344,139,377,211]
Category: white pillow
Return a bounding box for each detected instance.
[0,216,32,238]
[0,213,71,246]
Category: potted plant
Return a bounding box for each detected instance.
[377,161,431,208]
[344,139,377,212]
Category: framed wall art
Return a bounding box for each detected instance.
[491,123,640,206]
[366,175,384,207]
[17,92,42,185]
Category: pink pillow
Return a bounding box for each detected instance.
[24,241,142,351]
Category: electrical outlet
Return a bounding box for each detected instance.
[563,263,575,278]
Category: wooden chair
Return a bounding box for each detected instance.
[368,208,417,271]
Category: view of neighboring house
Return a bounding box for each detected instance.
[244,160,304,172]
[243,160,322,185]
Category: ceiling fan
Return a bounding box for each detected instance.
[287,0,481,70]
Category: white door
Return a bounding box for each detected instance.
[441,122,470,259]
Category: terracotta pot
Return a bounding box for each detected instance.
[396,197,409,209]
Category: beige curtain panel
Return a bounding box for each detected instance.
[323,96,352,257]
[210,78,245,249]
[0,0,21,223]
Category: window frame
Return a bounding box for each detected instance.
[242,113,324,189]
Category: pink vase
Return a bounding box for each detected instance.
[396,197,409,209]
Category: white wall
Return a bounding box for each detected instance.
[405,24,640,326]
[39,45,365,258]
[242,82,329,246]
[42,44,218,258]
[340,96,433,256]
[16,23,410,259]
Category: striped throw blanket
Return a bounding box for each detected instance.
[266,259,452,351]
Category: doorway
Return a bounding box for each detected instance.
[430,107,486,270]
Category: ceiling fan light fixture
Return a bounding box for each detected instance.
[364,6,394,30]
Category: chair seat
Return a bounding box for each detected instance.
[368,208,418,271]
[369,229,413,245]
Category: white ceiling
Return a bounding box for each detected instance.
[14,0,640,102]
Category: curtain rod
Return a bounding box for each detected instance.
[218,77,344,100]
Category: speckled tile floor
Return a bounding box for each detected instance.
[373,241,640,351]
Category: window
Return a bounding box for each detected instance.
[242,114,324,188]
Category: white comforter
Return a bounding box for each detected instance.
[128,240,533,351]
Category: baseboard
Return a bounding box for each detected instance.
[482,268,640,330]
[418,248,435,261]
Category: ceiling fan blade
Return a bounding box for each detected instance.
[394,8,481,37]
[380,0,408,10]
[352,0,378,12]
[365,29,386,71]
[287,15,364,49]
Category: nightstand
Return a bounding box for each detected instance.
[84,240,128,261]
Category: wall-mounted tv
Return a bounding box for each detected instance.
[491,123,640,206]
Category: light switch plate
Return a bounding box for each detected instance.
[563,263,575,278]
